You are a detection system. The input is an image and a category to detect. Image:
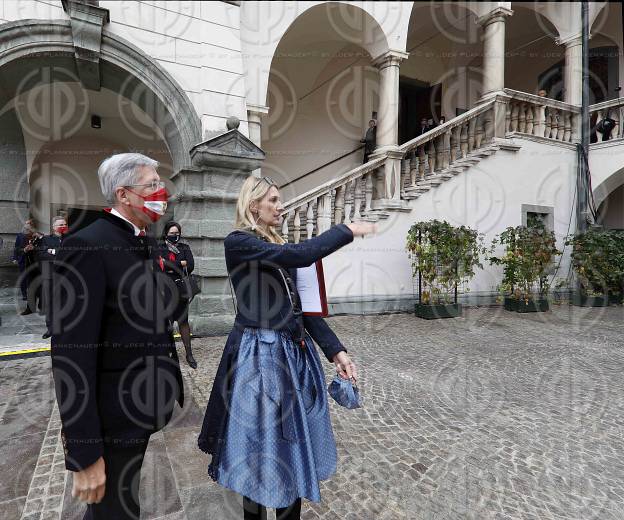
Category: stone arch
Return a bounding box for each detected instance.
[260,2,395,197]
[242,1,402,109]
[0,18,202,174]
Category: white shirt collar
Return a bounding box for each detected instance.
[109,208,145,236]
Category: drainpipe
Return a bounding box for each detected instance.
[576,1,590,235]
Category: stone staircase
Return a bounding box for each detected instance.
[280,89,578,242]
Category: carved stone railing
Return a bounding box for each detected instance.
[396,99,499,195]
[589,98,624,141]
[503,88,580,143]
[279,89,581,243]
[280,98,499,243]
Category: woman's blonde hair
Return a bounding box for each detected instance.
[234,175,285,244]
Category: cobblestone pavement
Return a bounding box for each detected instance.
[2,305,624,519]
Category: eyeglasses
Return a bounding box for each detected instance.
[124,180,165,191]
[252,176,276,192]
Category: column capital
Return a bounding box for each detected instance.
[476,6,513,27]
[555,33,585,47]
[246,103,270,117]
[372,50,409,69]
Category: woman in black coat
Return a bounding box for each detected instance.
[198,175,376,519]
[161,220,197,368]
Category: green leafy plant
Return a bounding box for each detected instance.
[406,220,486,305]
[566,228,624,297]
[489,221,561,301]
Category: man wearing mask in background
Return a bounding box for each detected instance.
[51,153,184,520]
[38,215,68,338]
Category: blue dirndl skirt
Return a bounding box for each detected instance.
[200,326,337,508]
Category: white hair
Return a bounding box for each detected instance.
[97,153,159,205]
[51,215,66,226]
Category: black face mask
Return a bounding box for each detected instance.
[167,234,180,244]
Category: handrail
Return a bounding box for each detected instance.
[280,145,364,189]
[283,98,498,211]
[282,155,386,212]
[503,88,581,113]
[589,97,624,111]
[398,98,497,154]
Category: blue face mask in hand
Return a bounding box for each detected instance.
[328,375,361,409]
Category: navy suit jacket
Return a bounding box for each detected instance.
[51,211,184,471]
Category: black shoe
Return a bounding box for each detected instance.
[186,353,197,369]
[42,331,51,339]
[20,307,33,316]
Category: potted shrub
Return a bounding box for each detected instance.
[489,221,561,313]
[406,219,486,319]
[566,229,624,306]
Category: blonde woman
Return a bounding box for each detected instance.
[198,176,375,519]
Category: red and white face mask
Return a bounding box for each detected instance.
[127,187,169,222]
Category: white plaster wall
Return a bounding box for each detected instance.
[1,0,249,137]
[322,138,577,302]
[264,43,377,197]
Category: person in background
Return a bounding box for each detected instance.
[13,219,35,306]
[21,226,44,315]
[427,117,436,131]
[161,220,197,369]
[537,89,548,97]
[360,118,377,163]
[419,117,429,135]
[596,115,616,141]
[37,216,68,339]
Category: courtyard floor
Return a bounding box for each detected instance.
[1,305,624,519]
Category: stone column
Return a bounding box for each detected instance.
[477,7,513,97]
[172,117,265,335]
[373,50,408,150]
[370,50,409,209]
[558,34,583,106]
[246,103,269,147]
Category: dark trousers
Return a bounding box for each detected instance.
[243,496,301,520]
[42,277,52,330]
[83,442,149,520]
[18,263,28,300]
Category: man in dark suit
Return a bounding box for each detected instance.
[51,153,184,520]
[38,215,68,338]
[360,118,377,163]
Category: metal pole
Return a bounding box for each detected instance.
[577,1,590,234]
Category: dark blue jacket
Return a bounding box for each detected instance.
[198,223,354,459]
[51,211,184,472]
[226,223,354,361]
[13,233,29,267]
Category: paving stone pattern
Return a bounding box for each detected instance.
[1,305,624,519]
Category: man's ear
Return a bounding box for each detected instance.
[116,186,130,206]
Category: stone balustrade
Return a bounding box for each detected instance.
[503,88,580,143]
[589,98,624,141]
